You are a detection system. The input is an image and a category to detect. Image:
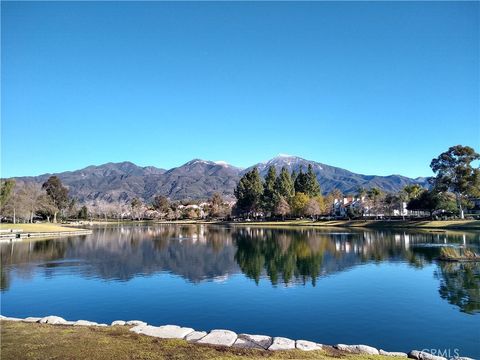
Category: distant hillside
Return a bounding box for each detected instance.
[247,155,427,195]
[10,156,427,203]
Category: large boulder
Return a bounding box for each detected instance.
[111,320,126,326]
[197,330,238,347]
[130,324,194,339]
[126,320,147,326]
[185,331,207,343]
[380,349,408,357]
[408,350,447,360]
[233,338,265,350]
[39,316,68,325]
[268,337,296,351]
[296,340,322,351]
[335,344,379,355]
[74,320,98,326]
[237,334,272,350]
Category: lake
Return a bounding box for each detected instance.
[1,225,479,358]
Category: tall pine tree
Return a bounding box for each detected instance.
[261,165,277,214]
[275,167,295,202]
[234,167,264,215]
[294,167,308,194]
[305,164,321,197]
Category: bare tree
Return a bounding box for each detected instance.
[305,198,321,219]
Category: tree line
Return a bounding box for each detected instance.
[0,176,70,223]
[234,164,331,218]
[0,175,232,223]
[233,145,480,220]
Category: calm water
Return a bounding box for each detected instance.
[1,225,479,357]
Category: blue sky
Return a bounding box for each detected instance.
[1,1,478,178]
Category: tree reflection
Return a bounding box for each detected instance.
[235,229,332,286]
[436,261,480,314]
[1,225,479,315]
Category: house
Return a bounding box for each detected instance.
[332,197,369,218]
[468,198,480,215]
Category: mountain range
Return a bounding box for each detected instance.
[11,155,427,203]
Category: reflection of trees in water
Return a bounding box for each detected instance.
[435,262,480,314]
[1,225,480,314]
[0,239,69,291]
[0,225,238,285]
[234,228,480,293]
[234,229,330,286]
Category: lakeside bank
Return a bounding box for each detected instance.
[1,219,478,243]
[0,223,92,241]
[155,219,480,231]
[2,315,463,360]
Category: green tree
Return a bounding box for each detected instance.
[407,190,443,218]
[275,167,295,202]
[430,145,480,219]
[0,179,15,208]
[261,166,277,215]
[234,167,264,216]
[78,205,88,220]
[291,170,297,183]
[152,195,170,213]
[42,176,69,223]
[0,179,16,223]
[356,187,367,199]
[305,164,321,197]
[291,192,310,216]
[294,168,308,194]
[402,184,424,202]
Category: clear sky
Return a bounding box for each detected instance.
[1,1,479,178]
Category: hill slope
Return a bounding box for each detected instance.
[10,156,426,203]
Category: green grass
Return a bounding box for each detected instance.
[228,219,480,230]
[0,223,83,233]
[0,321,400,360]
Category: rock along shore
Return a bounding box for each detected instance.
[0,315,473,360]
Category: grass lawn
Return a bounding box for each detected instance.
[229,219,480,230]
[0,321,398,360]
[0,223,81,233]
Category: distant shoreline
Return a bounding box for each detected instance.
[149,219,480,231]
[1,220,478,242]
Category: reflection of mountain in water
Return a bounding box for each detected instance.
[68,226,238,282]
[1,225,479,313]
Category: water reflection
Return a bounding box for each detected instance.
[435,262,480,314]
[1,225,479,313]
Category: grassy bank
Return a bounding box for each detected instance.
[0,223,82,233]
[227,219,480,230]
[0,321,398,360]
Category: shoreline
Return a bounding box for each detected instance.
[0,219,477,242]
[0,223,92,242]
[156,219,480,231]
[1,315,459,359]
